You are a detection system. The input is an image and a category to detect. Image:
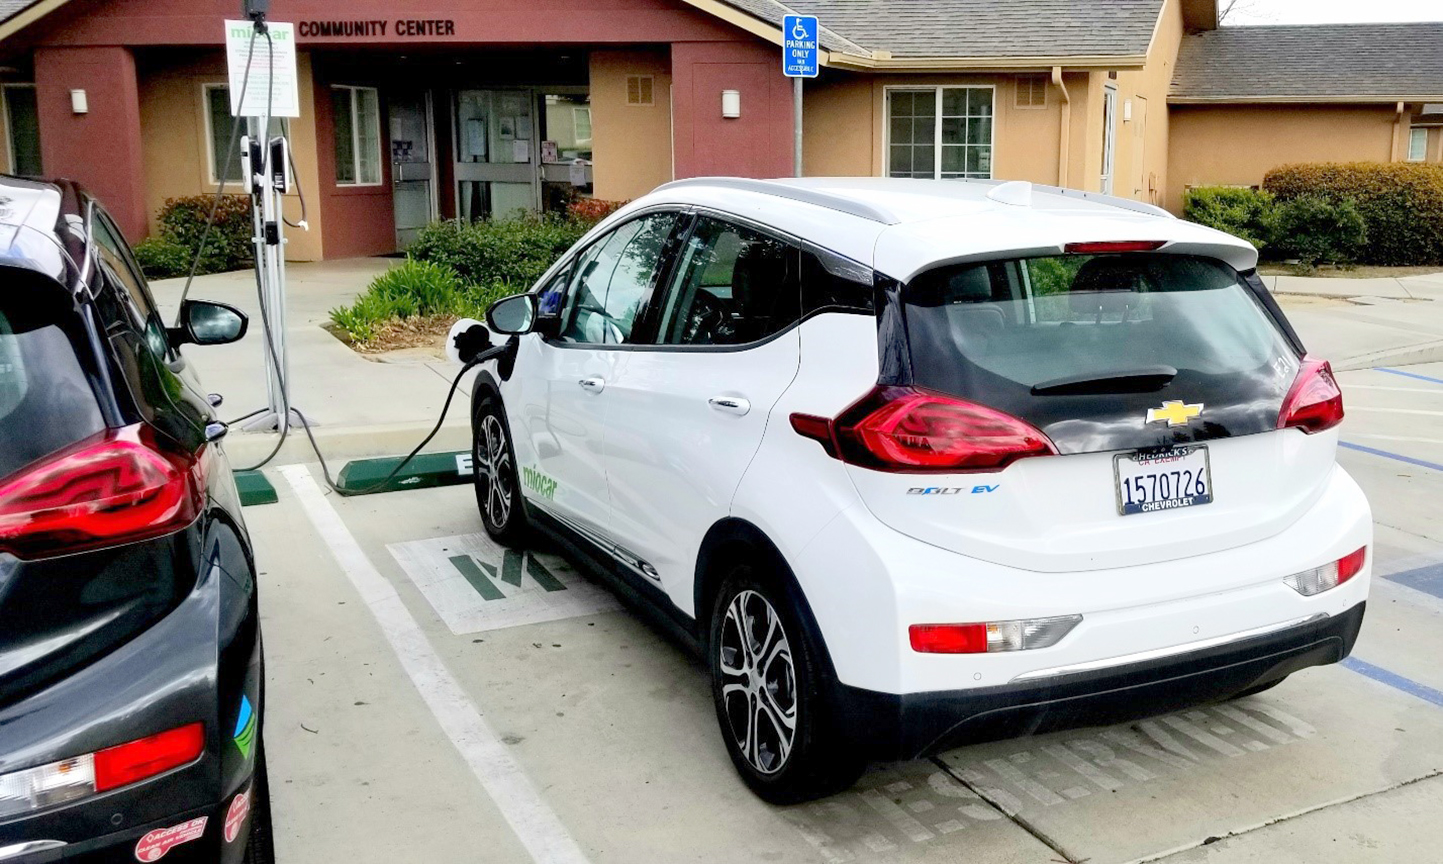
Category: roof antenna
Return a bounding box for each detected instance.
[987,180,1033,207]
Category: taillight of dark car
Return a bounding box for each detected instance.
[0,424,205,560]
[792,386,1058,473]
[1277,356,1344,434]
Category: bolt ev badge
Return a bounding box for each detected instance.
[1147,400,1204,427]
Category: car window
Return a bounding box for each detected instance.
[559,213,677,345]
[91,209,170,359]
[655,217,801,347]
[0,286,105,480]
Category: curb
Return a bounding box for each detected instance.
[1335,338,1443,372]
[223,420,472,468]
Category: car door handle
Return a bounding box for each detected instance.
[708,396,751,416]
[578,377,606,393]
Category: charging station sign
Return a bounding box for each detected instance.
[225,20,301,118]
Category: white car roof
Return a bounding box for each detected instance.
[616,177,1258,282]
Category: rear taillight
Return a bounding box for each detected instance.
[910,615,1082,654]
[0,424,205,560]
[793,386,1057,473]
[0,723,204,819]
[1284,547,1366,596]
[1278,356,1344,434]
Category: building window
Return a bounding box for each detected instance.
[332,85,382,186]
[626,75,654,106]
[3,84,41,177]
[573,106,592,145]
[887,87,993,180]
[1015,75,1047,108]
[1409,127,1428,162]
[204,84,286,185]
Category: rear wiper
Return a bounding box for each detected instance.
[1031,365,1177,396]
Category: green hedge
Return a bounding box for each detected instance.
[136,194,255,280]
[1263,162,1443,266]
[1182,186,1276,251]
[329,259,518,344]
[1270,194,1368,267]
[407,215,590,290]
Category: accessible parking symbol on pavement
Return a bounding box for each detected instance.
[389,533,621,634]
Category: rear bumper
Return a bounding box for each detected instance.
[837,601,1365,761]
[2,790,252,863]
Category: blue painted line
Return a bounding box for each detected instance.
[1341,657,1443,708]
[1377,367,1443,387]
[1385,562,1443,601]
[1339,441,1443,473]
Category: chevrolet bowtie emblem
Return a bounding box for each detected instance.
[1147,401,1204,427]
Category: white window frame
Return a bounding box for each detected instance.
[332,84,383,187]
[1100,84,1118,194]
[2,83,39,176]
[202,83,289,186]
[882,84,996,180]
[1408,127,1429,162]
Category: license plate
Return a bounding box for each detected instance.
[1113,445,1213,516]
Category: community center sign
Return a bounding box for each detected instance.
[297,19,457,38]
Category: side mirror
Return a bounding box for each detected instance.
[486,294,537,335]
[172,300,248,347]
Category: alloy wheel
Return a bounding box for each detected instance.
[476,413,514,529]
[719,589,798,775]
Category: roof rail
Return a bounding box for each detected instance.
[1027,183,1175,219]
[654,177,901,225]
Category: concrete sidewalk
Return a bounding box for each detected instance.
[153,258,1443,465]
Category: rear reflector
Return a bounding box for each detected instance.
[910,615,1082,654]
[0,723,203,819]
[1278,356,1344,434]
[0,424,205,560]
[1063,241,1166,255]
[795,386,1057,474]
[1284,547,1366,596]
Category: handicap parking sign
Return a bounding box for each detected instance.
[783,14,819,78]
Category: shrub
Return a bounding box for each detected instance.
[137,194,255,279]
[328,258,528,344]
[567,197,628,224]
[1183,186,1276,250]
[1263,162,1443,266]
[408,214,589,290]
[1270,194,1368,268]
[133,236,194,280]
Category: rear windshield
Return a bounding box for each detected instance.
[903,254,1300,448]
[0,292,105,480]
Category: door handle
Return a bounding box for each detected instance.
[578,377,606,393]
[708,396,751,416]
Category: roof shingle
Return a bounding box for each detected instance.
[1171,23,1443,101]
[721,0,1165,59]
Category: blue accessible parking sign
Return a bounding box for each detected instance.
[783,14,819,78]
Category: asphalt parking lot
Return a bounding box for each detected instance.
[239,358,1443,864]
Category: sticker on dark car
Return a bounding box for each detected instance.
[134,817,207,862]
[223,788,251,843]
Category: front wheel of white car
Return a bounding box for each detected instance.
[473,395,529,547]
[709,565,864,803]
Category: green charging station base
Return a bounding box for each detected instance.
[335,450,473,496]
[234,470,278,507]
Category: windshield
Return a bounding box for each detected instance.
[903,254,1300,453]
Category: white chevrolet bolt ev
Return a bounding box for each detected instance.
[469,177,1372,803]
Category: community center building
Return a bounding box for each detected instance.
[0,0,1439,260]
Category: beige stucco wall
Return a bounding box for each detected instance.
[590,48,673,202]
[1164,103,1400,213]
[1104,0,1185,204]
[137,50,323,260]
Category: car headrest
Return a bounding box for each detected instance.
[1069,258,1144,318]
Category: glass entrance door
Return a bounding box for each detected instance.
[455,89,537,221]
[390,91,436,248]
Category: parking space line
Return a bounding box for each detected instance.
[1341,658,1443,708]
[278,466,592,864]
[1338,441,1443,472]
[1377,367,1443,386]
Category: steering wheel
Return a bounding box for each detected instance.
[681,290,729,345]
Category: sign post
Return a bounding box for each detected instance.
[782,14,819,178]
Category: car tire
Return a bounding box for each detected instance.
[708,563,865,804]
[242,740,275,864]
[473,395,530,547]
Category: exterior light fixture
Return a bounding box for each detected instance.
[721,90,741,119]
[70,89,88,114]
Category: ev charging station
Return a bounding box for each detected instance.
[225,0,304,433]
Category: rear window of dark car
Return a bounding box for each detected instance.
[903,254,1301,445]
[0,288,105,480]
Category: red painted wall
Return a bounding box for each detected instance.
[671,41,794,180]
[34,46,148,239]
